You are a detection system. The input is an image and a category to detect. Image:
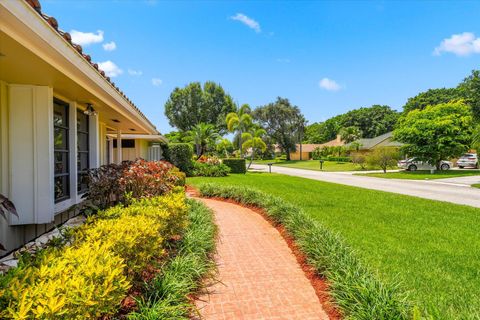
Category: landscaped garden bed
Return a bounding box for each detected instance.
[189,173,480,319]
[0,159,216,319]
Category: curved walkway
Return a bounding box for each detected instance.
[195,198,328,320]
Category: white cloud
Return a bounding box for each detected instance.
[152,78,162,86]
[434,32,480,56]
[319,78,341,91]
[128,69,143,76]
[70,30,104,46]
[98,60,123,77]
[103,41,117,51]
[230,13,261,33]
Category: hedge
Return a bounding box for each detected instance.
[165,143,193,174]
[222,158,246,174]
[197,183,413,320]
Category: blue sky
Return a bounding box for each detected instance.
[42,0,480,133]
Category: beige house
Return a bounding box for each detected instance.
[0,1,165,255]
[290,135,344,160]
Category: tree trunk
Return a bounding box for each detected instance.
[286,148,291,161]
[248,149,255,169]
[299,143,303,161]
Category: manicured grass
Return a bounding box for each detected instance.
[357,169,480,180]
[188,173,480,319]
[472,184,480,188]
[253,159,373,171]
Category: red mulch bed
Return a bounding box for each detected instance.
[186,185,342,320]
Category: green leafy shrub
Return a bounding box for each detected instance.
[129,199,217,319]
[222,158,246,173]
[320,156,351,162]
[165,143,194,175]
[192,161,230,177]
[198,183,413,320]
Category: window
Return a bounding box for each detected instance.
[77,110,89,193]
[54,99,70,202]
[113,139,135,148]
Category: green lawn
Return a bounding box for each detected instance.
[472,184,480,188]
[253,159,372,171]
[357,169,480,180]
[188,173,480,318]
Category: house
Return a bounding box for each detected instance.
[347,132,403,153]
[0,0,166,254]
[289,135,344,160]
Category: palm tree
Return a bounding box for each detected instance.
[226,104,253,155]
[339,126,362,144]
[242,128,267,169]
[216,138,233,158]
[187,123,219,159]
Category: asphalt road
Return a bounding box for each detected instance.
[250,164,480,208]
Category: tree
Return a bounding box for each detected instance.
[164,81,236,133]
[340,105,399,138]
[226,104,253,154]
[366,147,399,173]
[351,152,367,170]
[393,101,474,169]
[241,128,267,169]
[402,88,465,114]
[253,97,306,161]
[216,138,234,158]
[458,70,480,119]
[164,131,188,143]
[339,126,362,143]
[186,123,219,159]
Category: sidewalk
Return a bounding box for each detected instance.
[195,198,328,320]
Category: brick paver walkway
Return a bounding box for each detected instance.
[195,198,328,320]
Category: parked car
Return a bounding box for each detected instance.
[398,158,452,171]
[457,153,478,169]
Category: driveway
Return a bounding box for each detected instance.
[250,164,480,208]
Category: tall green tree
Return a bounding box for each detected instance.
[241,128,267,169]
[186,123,219,159]
[164,81,236,133]
[253,97,306,161]
[458,70,480,119]
[226,104,253,154]
[402,88,465,114]
[393,101,474,169]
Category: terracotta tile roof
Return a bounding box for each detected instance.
[24,0,158,133]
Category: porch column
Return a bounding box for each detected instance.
[116,130,122,164]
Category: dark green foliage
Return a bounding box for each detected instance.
[128,199,217,320]
[198,184,412,320]
[222,158,246,173]
[319,156,351,162]
[304,105,399,144]
[164,81,236,133]
[192,162,230,177]
[458,69,480,119]
[253,97,307,161]
[165,144,193,175]
[402,88,465,114]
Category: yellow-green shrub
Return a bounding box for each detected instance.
[0,191,189,319]
[1,241,130,319]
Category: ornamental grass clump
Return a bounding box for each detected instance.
[0,191,189,319]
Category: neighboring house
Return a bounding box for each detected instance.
[0,1,166,255]
[290,135,344,160]
[347,132,403,153]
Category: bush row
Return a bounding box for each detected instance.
[0,191,188,319]
[314,156,352,162]
[197,183,413,320]
[129,199,217,319]
[222,158,246,173]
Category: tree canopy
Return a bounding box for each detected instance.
[402,88,465,114]
[458,70,480,119]
[164,81,236,133]
[253,97,306,160]
[304,105,399,144]
[393,101,474,169]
